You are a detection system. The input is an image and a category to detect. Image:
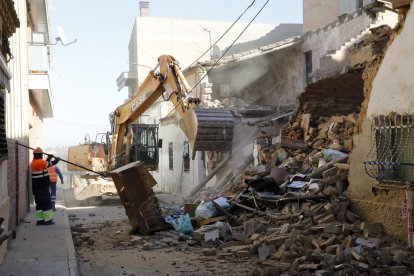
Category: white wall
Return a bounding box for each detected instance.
[6,0,30,141]
[138,97,205,197]
[132,17,277,85]
[151,122,204,196]
[367,6,414,116]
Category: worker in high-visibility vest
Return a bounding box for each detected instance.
[31,147,60,225]
[47,165,64,211]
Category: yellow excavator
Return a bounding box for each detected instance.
[109,54,234,169]
[68,55,234,234]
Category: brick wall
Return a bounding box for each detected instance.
[299,71,365,117]
[6,139,29,230]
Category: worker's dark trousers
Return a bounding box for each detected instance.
[33,186,53,222]
[50,182,57,209]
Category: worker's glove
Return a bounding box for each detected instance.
[46,155,53,161]
[55,157,61,162]
[61,180,64,184]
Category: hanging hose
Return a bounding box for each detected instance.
[16,143,107,177]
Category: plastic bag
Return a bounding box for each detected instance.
[168,213,194,234]
[195,201,217,220]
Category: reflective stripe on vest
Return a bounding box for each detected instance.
[47,166,58,183]
[31,159,50,179]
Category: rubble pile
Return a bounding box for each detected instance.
[255,111,358,171]
[167,108,414,275]
[189,195,414,275]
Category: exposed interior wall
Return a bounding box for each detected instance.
[299,71,365,116]
[208,44,303,109]
[348,5,413,239]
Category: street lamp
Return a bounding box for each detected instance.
[202,27,212,59]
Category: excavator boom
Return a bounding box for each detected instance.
[110,55,234,168]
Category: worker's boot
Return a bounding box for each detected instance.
[36,221,45,226]
[43,220,55,226]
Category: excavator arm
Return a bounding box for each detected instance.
[109,55,234,169]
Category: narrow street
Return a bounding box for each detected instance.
[66,203,257,276]
[2,1,414,275]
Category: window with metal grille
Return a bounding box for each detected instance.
[183,141,190,172]
[0,92,7,162]
[364,114,414,183]
[168,142,173,170]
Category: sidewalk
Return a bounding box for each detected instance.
[0,187,79,276]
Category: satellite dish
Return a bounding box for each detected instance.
[52,25,77,46]
[212,45,222,59]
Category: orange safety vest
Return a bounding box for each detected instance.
[47,166,58,183]
[31,159,52,191]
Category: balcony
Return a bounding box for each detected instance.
[116,71,137,91]
[28,44,53,118]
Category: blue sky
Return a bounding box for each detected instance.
[45,0,303,147]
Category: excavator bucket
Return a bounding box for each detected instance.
[110,161,170,234]
[180,108,234,155]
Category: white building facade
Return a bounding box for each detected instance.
[117,1,294,196]
[0,0,54,263]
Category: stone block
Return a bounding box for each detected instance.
[202,248,217,256]
[235,250,251,258]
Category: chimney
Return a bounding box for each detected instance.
[139,1,150,17]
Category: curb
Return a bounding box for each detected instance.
[58,188,80,276]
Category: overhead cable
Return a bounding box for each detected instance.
[161,0,271,122]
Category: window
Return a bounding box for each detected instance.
[305,51,313,84]
[129,124,159,167]
[356,0,364,9]
[0,91,7,162]
[183,141,190,172]
[364,114,414,183]
[168,142,173,170]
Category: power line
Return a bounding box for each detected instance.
[184,0,257,71]
[113,0,269,163]
[48,119,110,127]
[161,0,271,122]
